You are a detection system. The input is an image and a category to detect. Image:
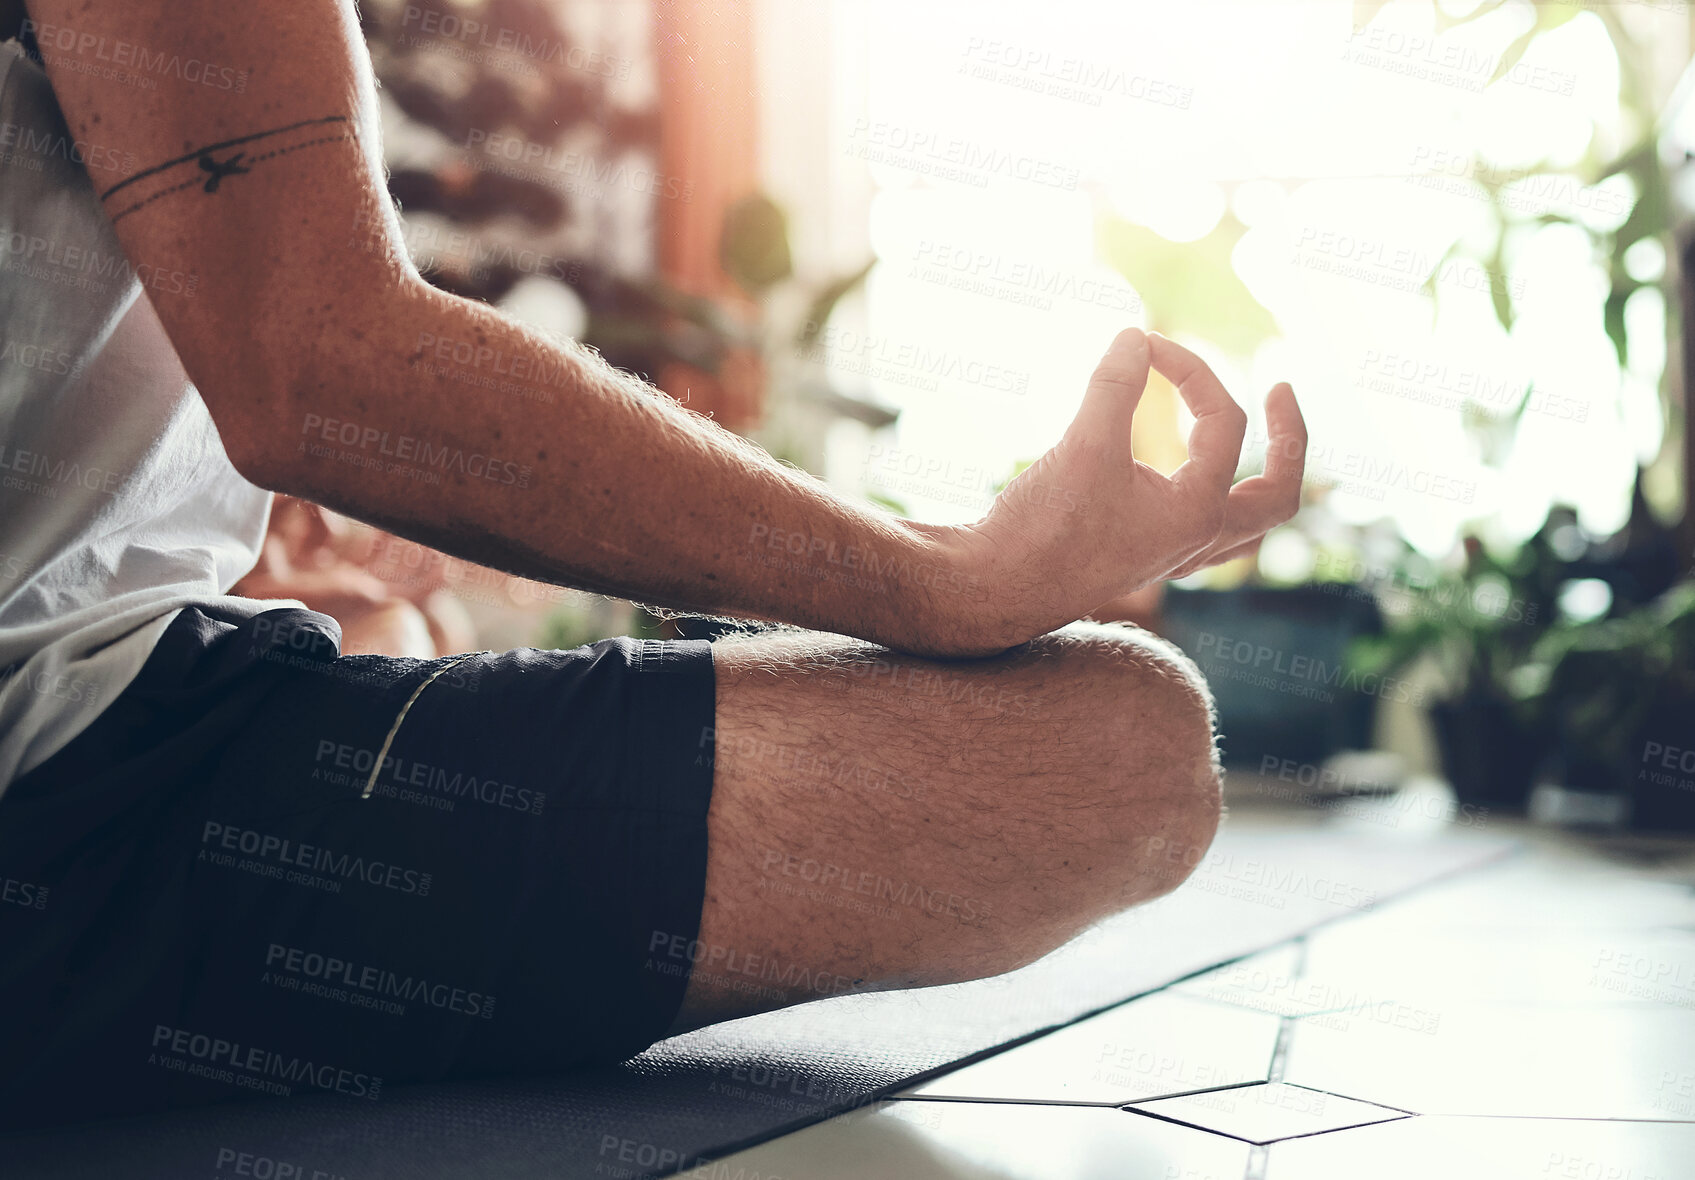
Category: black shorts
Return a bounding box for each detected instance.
[0,605,718,1129]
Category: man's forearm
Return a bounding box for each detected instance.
[246,278,995,656]
[28,2,1300,662]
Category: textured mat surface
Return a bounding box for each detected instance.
[0,821,1511,1179]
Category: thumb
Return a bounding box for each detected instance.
[1065,327,1149,449]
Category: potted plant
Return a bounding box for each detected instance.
[1530,581,1695,831]
[1347,526,1565,810]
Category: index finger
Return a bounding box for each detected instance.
[1147,333,1248,496]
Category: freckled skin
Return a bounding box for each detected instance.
[23,0,1300,1036]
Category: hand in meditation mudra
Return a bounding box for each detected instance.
[231,496,476,658]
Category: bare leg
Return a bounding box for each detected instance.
[668,621,1223,1033]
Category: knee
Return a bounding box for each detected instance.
[939,624,1223,982]
[1034,620,1224,903]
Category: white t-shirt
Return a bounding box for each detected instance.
[0,38,293,792]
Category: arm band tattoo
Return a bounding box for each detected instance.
[99,115,352,224]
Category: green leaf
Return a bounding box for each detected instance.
[1602,285,1631,369]
[1535,2,1582,34]
[1432,0,1508,34]
[1487,237,1514,333]
[1488,2,1581,88]
[1097,213,1277,355]
[864,490,908,515]
[720,193,794,296]
[795,259,876,349]
[990,458,1037,496]
[1595,139,1653,186]
[1610,152,1663,255]
[1421,238,1514,334]
[1489,28,1537,88]
[1352,0,1394,33]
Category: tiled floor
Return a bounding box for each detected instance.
[695,821,1695,1178]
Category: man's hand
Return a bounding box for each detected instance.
[230,498,476,658]
[924,330,1306,655]
[29,1,1303,662]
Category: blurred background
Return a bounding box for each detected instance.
[258,0,1695,833]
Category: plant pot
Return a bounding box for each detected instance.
[1428,698,1540,811]
[1629,686,1695,832]
[1162,585,1381,769]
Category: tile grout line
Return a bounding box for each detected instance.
[1266,1017,1294,1085]
[1261,935,1308,1087]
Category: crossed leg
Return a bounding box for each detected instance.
[668,621,1224,1033]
